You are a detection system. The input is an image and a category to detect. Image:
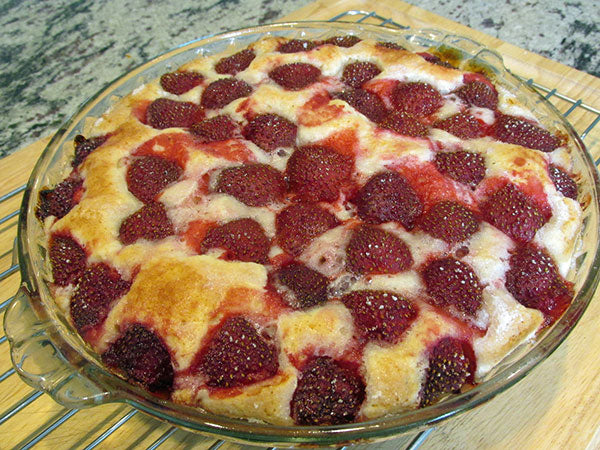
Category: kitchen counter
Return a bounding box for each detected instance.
[0,0,599,158]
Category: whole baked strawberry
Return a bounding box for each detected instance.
[419,201,480,243]
[274,262,329,309]
[480,183,546,243]
[49,234,87,287]
[119,202,174,245]
[342,61,381,89]
[380,111,429,137]
[422,257,483,315]
[200,78,252,109]
[492,113,560,152]
[377,41,405,50]
[335,89,388,123]
[277,39,320,53]
[243,113,297,152]
[434,112,484,139]
[190,115,240,143]
[291,356,365,425]
[276,203,339,256]
[548,164,577,199]
[353,171,423,229]
[215,163,287,207]
[126,155,182,203]
[70,263,131,334]
[390,81,443,117]
[36,175,83,221]
[198,316,278,388]
[160,71,204,95]
[287,145,354,203]
[454,80,498,109]
[324,35,362,47]
[201,218,270,263]
[345,226,413,275]
[505,244,572,323]
[420,337,475,406]
[72,134,108,167]
[103,324,174,392]
[269,63,321,90]
[341,290,418,343]
[214,49,255,75]
[434,151,486,188]
[146,98,204,129]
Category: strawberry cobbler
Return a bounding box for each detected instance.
[36,34,582,425]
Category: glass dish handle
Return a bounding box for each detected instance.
[4,286,113,408]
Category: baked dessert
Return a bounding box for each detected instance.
[35,33,582,426]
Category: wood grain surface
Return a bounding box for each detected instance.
[1,0,599,448]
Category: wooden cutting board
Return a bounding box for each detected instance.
[1,0,599,449]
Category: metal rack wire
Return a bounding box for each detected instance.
[1,9,599,450]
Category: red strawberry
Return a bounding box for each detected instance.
[277,39,320,53]
[214,49,256,75]
[190,114,239,143]
[492,113,560,152]
[198,316,278,388]
[269,63,321,90]
[215,163,287,207]
[480,183,546,242]
[419,52,455,69]
[434,151,486,188]
[291,356,365,425]
[454,80,498,110]
[276,203,339,256]
[36,175,83,221]
[434,112,484,139]
[242,113,297,152]
[549,164,577,199]
[119,202,174,245]
[324,35,361,48]
[201,218,270,263]
[49,234,87,287]
[390,82,443,117]
[354,171,423,229]
[346,226,413,275]
[200,78,253,109]
[505,244,572,322]
[342,62,382,89]
[376,41,405,50]
[70,263,131,334]
[422,257,483,315]
[159,71,204,95]
[72,134,108,167]
[126,155,182,203]
[420,201,480,243]
[102,324,174,392]
[380,111,429,137]
[341,290,418,343]
[274,262,329,309]
[146,98,204,129]
[287,145,354,203]
[420,337,475,406]
[335,88,388,123]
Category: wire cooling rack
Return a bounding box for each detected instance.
[1,9,599,450]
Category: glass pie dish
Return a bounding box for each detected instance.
[5,21,600,446]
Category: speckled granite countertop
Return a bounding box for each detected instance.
[1,0,598,157]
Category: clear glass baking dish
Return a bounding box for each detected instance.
[4,21,600,447]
